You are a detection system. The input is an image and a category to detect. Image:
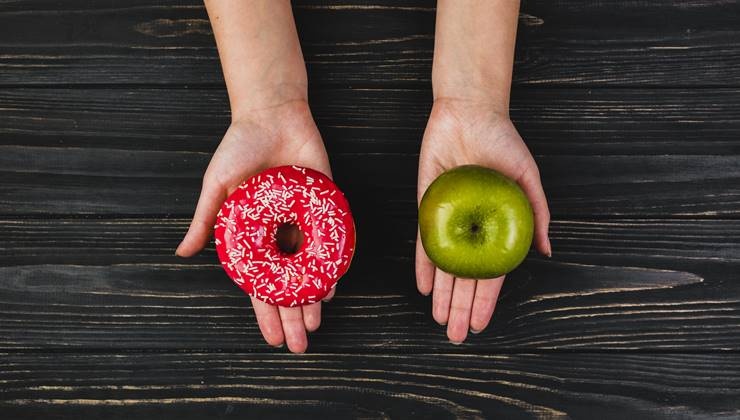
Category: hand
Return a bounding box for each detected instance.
[415,98,551,343]
[176,100,334,353]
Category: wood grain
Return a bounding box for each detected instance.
[1,352,739,419]
[2,0,738,416]
[1,0,739,86]
[1,87,738,216]
[0,218,737,351]
[2,150,737,217]
[5,87,740,155]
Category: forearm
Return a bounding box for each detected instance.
[432,0,520,114]
[204,0,308,120]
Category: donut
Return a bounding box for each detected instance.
[213,165,355,307]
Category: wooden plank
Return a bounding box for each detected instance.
[0,218,737,351]
[1,87,738,217]
[2,217,739,267]
[1,352,738,418]
[1,149,737,217]
[5,87,740,155]
[1,0,739,86]
[514,1,740,87]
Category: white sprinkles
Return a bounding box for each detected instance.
[214,166,354,307]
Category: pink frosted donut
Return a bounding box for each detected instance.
[214,165,355,307]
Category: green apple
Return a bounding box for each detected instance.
[419,165,534,278]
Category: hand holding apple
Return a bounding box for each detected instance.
[419,165,534,278]
[416,99,552,343]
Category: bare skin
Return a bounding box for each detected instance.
[416,0,552,344]
[179,0,551,351]
[176,0,331,354]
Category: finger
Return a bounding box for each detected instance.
[415,230,435,296]
[302,301,322,332]
[432,268,454,325]
[516,164,551,257]
[416,150,437,203]
[250,297,284,347]
[469,276,505,334]
[322,287,336,302]
[176,179,227,257]
[278,306,308,354]
[447,278,477,344]
[416,141,441,296]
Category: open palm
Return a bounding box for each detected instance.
[416,99,551,343]
[176,100,333,353]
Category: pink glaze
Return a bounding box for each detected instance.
[214,165,355,307]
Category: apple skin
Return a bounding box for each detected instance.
[419,165,534,278]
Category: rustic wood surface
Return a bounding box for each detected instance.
[0,218,737,353]
[2,88,738,217]
[2,1,740,87]
[1,0,738,418]
[2,352,739,419]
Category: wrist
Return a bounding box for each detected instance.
[229,81,308,123]
[426,97,513,143]
[230,96,312,129]
[206,0,309,122]
[431,0,518,115]
[432,70,511,116]
[431,94,511,121]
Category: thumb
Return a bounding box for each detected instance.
[515,164,551,257]
[416,151,440,296]
[417,152,439,204]
[176,179,227,257]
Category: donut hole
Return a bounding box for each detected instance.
[275,223,304,255]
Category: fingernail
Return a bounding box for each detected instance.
[449,340,463,346]
[470,328,482,334]
[421,290,431,296]
[273,342,284,348]
[546,238,552,258]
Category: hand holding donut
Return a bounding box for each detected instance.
[176,100,334,353]
[180,1,338,353]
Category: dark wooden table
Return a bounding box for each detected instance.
[1,1,739,418]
